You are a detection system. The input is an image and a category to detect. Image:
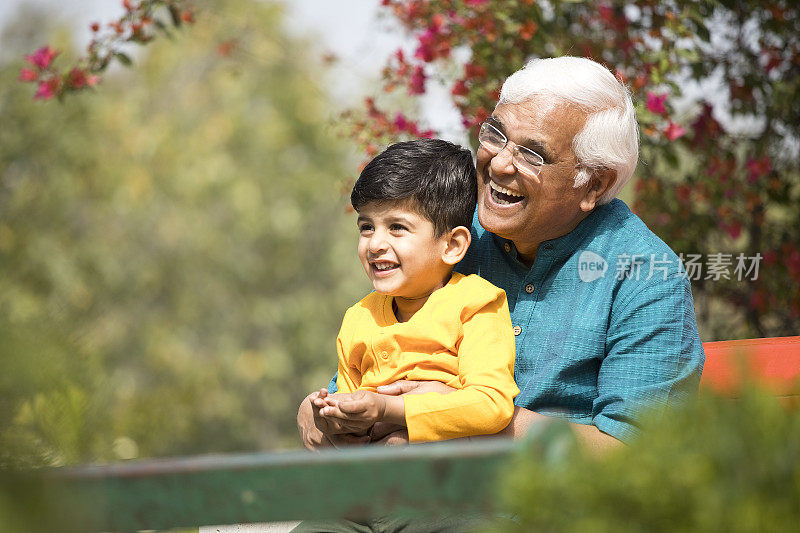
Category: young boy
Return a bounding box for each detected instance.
[311,138,519,443]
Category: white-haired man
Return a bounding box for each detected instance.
[298,56,705,451]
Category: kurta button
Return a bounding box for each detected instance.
[380,350,389,359]
[504,242,512,253]
[513,325,522,336]
[525,284,534,293]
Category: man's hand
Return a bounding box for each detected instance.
[376,379,456,396]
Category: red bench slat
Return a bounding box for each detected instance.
[700,336,800,397]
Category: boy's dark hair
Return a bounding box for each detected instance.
[350,138,477,236]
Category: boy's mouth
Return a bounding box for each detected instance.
[489,180,525,206]
[371,260,400,274]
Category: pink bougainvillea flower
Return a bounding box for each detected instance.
[664,121,686,141]
[414,28,437,62]
[646,91,668,114]
[746,155,772,183]
[18,67,37,82]
[67,68,88,89]
[25,45,59,69]
[393,113,409,132]
[409,65,426,95]
[465,0,490,6]
[34,77,59,100]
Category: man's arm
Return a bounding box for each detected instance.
[498,406,622,455]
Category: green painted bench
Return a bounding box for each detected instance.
[10,336,800,532]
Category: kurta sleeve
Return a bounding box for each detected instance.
[334,308,361,395]
[593,273,705,443]
[402,287,519,442]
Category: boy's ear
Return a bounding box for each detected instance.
[441,226,471,266]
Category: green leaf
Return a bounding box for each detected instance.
[114,52,133,67]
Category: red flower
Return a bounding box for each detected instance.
[67,68,89,89]
[451,79,468,96]
[724,222,742,240]
[520,20,538,40]
[691,102,722,143]
[664,121,686,141]
[18,68,37,82]
[409,65,426,95]
[34,77,59,100]
[464,63,487,79]
[90,22,100,32]
[25,45,59,69]
[746,156,772,183]
[646,91,668,115]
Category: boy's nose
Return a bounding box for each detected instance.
[368,233,389,254]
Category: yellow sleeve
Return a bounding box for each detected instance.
[335,307,361,395]
[403,288,520,442]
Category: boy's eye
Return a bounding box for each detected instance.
[358,223,373,233]
[390,223,408,232]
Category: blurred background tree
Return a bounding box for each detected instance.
[1,0,368,466]
[352,0,800,340]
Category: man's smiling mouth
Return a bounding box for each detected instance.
[489,180,525,205]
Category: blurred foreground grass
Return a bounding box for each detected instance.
[496,386,800,532]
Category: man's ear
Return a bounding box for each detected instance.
[441,226,471,266]
[579,168,617,212]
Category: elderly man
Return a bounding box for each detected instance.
[297,56,704,451]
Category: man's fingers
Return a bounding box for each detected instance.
[377,380,420,396]
[337,399,368,415]
[328,433,370,448]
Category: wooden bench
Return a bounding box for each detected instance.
[15,336,800,532]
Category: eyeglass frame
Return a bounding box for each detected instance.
[477,121,545,178]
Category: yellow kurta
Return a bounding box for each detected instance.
[336,272,519,442]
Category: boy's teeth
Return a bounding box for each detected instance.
[374,262,397,271]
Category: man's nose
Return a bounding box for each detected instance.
[490,143,516,175]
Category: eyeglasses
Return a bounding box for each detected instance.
[478,121,545,178]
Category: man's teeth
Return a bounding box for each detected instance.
[489,181,524,204]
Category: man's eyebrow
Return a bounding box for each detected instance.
[489,114,555,163]
[486,115,504,130]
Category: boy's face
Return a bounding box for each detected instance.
[356,201,451,300]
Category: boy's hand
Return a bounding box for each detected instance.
[320,390,405,433]
[309,389,370,437]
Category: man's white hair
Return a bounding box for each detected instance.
[499,56,639,204]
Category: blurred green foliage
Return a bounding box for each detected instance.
[497,388,800,532]
[0,0,367,466]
